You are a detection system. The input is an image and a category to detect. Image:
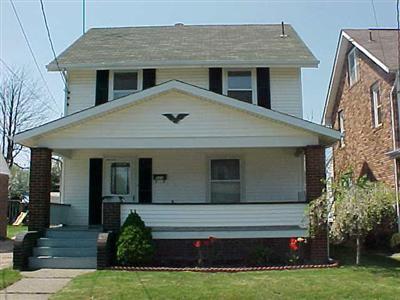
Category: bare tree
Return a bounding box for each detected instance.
[0,68,48,167]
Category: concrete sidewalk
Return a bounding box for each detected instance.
[0,240,13,269]
[0,269,93,300]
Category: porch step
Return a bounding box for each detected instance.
[37,238,97,248]
[33,246,96,257]
[29,256,96,269]
[29,227,100,269]
[46,230,99,239]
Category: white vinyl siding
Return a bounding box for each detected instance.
[67,70,97,114]
[60,148,305,225]
[120,203,308,239]
[44,91,317,149]
[270,68,303,117]
[156,68,209,89]
[66,68,303,118]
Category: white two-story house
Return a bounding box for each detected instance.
[15,24,339,268]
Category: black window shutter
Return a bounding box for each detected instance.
[89,158,103,225]
[257,68,271,109]
[138,158,152,203]
[209,68,222,94]
[143,69,156,89]
[95,70,109,105]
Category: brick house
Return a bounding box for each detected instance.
[323,29,400,187]
[14,24,339,269]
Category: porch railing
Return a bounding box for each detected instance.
[50,203,71,225]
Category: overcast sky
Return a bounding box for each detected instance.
[0,0,397,123]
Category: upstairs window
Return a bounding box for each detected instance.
[348,48,359,86]
[224,70,255,103]
[338,110,345,147]
[371,83,382,128]
[210,159,240,203]
[111,71,139,99]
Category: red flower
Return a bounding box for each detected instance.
[289,238,299,251]
[193,240,202,248]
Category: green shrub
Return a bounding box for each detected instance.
[390,233,400,251]
[248,246,276,266]
[116,210,154,266]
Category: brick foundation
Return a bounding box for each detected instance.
[0,174,8,239]
[305,145,328,263]
[97,231,116,269]
[152,238,300,267]
[29,148,52,232]
[103,201,121,232]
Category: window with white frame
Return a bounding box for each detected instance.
[225,70,254,103]
[210,159,240,203]
[338,110,345,147]
[109,162,131,195]
[371,83,382,128]
[348,48,358,86]
[112,71,139,100]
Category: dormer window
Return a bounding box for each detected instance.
[223,69,256,104]
[110,71,142,100]
[347,48,358,86]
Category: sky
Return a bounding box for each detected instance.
[0,0,397,124]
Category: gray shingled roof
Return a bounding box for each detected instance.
[344,29,399,71]
[47,24,318,70]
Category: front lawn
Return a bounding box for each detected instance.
[52,250,400,300]
[0,268,21,289]
[7,225,27,239]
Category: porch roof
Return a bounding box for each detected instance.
[15,80,340,148]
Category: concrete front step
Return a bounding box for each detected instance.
[46,230,100,239]
[33,246,97,257]
[37,238,97,248]
[29,256,97,269]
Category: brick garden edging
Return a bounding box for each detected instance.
[109,261,339,273]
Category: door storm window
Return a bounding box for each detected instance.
[210,159,240,203]
[111,71,139,100]
[110,162,130,196]
[225,70,255,103]
[348,48,359,86]
[338,110,345,147]
[371,83,382,128]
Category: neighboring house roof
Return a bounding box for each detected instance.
[0,154,10,176]
[47,24,319,70]
[14,81,339,147]
[323,29,399,126]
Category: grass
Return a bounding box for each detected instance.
[6,225,27,239]
[0,268,21,290]
[52,249,400,300]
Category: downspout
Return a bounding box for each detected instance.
[390,71,400,233]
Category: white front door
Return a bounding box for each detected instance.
[103,159,135,202]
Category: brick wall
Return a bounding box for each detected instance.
[13,231,40,270]
[103,201,121,232]
[331,50,396,186]
[29,148,52,232]
[152,238,297,267]
[0,174,8,239]
[305,145,328,263]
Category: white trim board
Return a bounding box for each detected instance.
[15,80,339,147]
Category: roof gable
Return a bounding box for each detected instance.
[47,24,319,70]
[15,80,339,147]
[323,29,398,126]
